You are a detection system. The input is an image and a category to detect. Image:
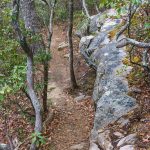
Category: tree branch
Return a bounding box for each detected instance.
[93,0,100,13]
[82,0,90,18]
[116,4,138,40]
[12,0,31,56]
[116,38,150,48]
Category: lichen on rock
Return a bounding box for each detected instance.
[78,9,138,150]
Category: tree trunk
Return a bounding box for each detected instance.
[68,0,78,89]
[20,0,41,32]
[12,0,42,149]
[27,55,42,150]
[42,0,56,113]
[42,61,49,113]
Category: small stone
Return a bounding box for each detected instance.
[119,145,135,150]
[117,118,130,128]
[129,87,142,94]
[58,42,69,51]
[74,95,85,101]
[84,96,91,100]
[89,143,101,150]
[117,134,137,147]
[97,130,113,150]
[70,142,86,150]
[64,53,69,58]
[80,36,94,45]
[113,132,124,138]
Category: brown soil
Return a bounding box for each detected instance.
[42,25,95,150]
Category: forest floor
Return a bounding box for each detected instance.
[42,24,95,150]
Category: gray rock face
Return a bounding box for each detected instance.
[89,13,102,33]
[76,9,121,38]
[0,144,10,150]
[79,32,137,131]
[94,92,136,130]
[78,9,138,149]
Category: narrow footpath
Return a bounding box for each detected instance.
[44,25,95,150]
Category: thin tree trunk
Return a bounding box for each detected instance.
[43,61,49,113]
[93,0,99,13]
[27,55,42,150]
[42,0,56,113]
[82,0,90,18]
[82,0,91,36]
[116,4,138,40]
[68,0,78,89]
[12,1,42,149]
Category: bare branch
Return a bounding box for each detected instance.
[116,38,150,48]
[116,4,138,40]
[47,0,57,49]
[82,0,90,18]
[93,0,100,13]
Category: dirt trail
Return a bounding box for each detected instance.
[45,25,94,150]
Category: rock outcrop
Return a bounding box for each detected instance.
[0,144,10,150]
[78,9,138,149]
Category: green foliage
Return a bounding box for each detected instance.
[55,1,68,22]
[35,1,50,26]
[76,18,89,30]
[74,10,87,26]
[0,0,50,102]
[0,65,27,100]
[31,132,46,147]
[99,0,146,14]
[0,0,27,100]
[35,50,51,63]
[144,22,150,29]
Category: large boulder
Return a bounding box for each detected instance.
[78,9,138,149]
[76,9,121,38]
[0,144,10,150]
